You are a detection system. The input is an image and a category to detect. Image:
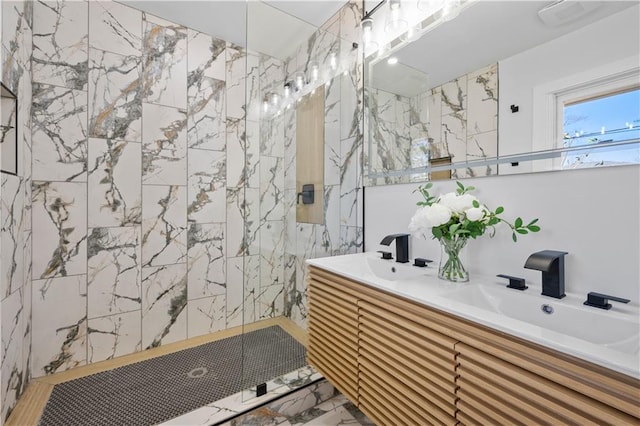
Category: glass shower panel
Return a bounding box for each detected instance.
[241,1,326,400]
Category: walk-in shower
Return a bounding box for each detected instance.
[0,0,364,423]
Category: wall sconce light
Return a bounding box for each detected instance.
[385,0,408,34]
[308,61,320,83]
[270,92,280,107]
[294,72,305,91]
[361,0,466,59]
[361,17,379,51]
[328,51,338,71]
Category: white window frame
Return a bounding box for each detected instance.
[532,56,640,172]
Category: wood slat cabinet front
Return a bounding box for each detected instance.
[307,272,359,402]
[456,343,639,425]
[306,266,640,426]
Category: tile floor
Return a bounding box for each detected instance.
[223,384,374,426]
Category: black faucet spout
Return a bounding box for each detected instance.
[380,233,410,263]
[524,250,568,299]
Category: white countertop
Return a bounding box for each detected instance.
[307,252,640,379]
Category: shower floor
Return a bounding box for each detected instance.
[36,324,307,426]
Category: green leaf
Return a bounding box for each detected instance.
[457,181,464,191]
[495,206,504,215]
[528,218,539,226]
[514,217,523,228]
[516,229,528,235]
[465,186,475,192]
[432,227,443,239]
[472,200,480,208]
[528,225,541,232]
[487,217,500,226]
[512,232,518,242]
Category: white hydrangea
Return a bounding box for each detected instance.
[409,204,452,238]
[465,206,485,221]
[439,192,478,214]
[427,203,453,226]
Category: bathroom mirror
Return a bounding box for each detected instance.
[364,0,640,183]
[1,81,18,175]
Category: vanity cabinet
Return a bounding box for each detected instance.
[307,266,640,425]
[307,273,359,402]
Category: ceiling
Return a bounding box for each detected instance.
[119,0,347,57]
[374,0,637,94]
[118,0,637,89]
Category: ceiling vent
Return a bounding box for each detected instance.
[538,1,603,27]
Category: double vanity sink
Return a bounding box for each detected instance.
[307,251,639,379]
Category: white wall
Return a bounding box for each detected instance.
[498,4,640,174]
[364,165,640,301]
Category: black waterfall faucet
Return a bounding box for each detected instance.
[380,234,410,264]
[524,250,569,299]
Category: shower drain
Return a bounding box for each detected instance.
[187,367,209,378]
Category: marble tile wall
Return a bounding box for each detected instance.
[367,63,498,184]
[279,0,364,329]
[27,0,238,376]
[1,2,364,419]
[1,0,33,421]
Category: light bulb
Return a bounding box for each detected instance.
[270,93,279,107]
[294,72,305,90]
[362,18,374,44]
[385,0,408,34]
[308,61,320,83]
[329,51,338,71]
[283,82,291,99]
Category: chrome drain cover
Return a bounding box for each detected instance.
[187,367,209,378]
[541,304,554,314]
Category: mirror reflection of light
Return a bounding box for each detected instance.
[329,51,338,70]
[387,56,399,65]
[295,73,304,91]
[441,0,461,22]
[386,0,408,34]
[308,61,320,83]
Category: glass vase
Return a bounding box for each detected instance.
[438,237,469,282]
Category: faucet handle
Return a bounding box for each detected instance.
[497,274,528,291]
[583,292,630,310]
[377,250,393,260]
[414,258,433,267]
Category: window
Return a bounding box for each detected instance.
[560,86,640,169]
[532,58,640,173]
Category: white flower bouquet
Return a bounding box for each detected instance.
[409,181,540,281]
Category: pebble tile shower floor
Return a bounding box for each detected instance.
[39,326,307,426]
